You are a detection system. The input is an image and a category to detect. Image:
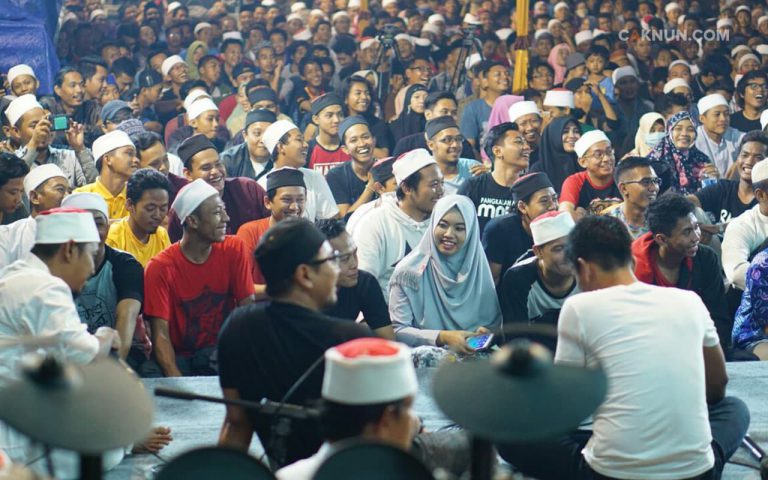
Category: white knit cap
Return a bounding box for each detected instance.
[171,178,219,224]
[7,64,36,85]
[663,78,691,94]
[24,164,67,197]
[186,98,219,121]
[262,120,298,155]
[92,130,135,161]
[5,94,42,126]
[757,45,768,56]
[543,89,574,108]
[574,30,593,45]
[423,23,441,35]
[35,207,100,244]
[664,2,681,13]
[183,89,211,111]
[508,101,541,123]
[61,192,109,219]
[463,13,481,25]
[428,13,445,25]
[495,28,513,41]
[668,59,691,71]
[194,22,212,35]
[752,159,768,183]
[717,18,734,29]
[759,16,768,26]
[414,38,431,47]
[322,338,417,405]
[554,1,569,11]
[360,38,380,50]
[735,5,750,14]
[732,45,751,57]
[393,148,437,185]
[761,110,768,130]
[161,55,185,77]
[612,66,637,84]
[465,53,482,70]
[332,11,350,21]
[291,2,307,12]
[222,31,243,41]
[89,9,106,21]
[697,93,728,115]
[738,54,759,70]
[530,211,575,246]
[574,129,610,158]
[167,1,183,13]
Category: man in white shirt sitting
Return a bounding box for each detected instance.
[695,93,744,177]
[496,215,750,480]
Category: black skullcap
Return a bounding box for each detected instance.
[178,134,217,168]
[565,78,586,93]
[311,93,343,116]
[245,109,277,129]
[371,156,395,184]
[232,63,255,79]
[511,172,554,203]
[338,115,369,145]
[248,87,278,105]
[138,69,162,89]
[255,217,328,287]
[266,167,306,192]
[425,115,459,139]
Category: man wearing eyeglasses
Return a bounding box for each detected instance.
[425,116,481,195]
[604,157,660,239]
[730,71,768,134]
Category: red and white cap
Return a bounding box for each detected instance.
[171,178,219,224]
[531,211,575,246]
[322,338,417,405]
[35,207,100,244]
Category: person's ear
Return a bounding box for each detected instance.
[492,144,503,161]
[533,245,544,261]
[183,166,193,181]
[341,143,350,155]
[653,232,667,248]
[62,240,77,264]
[126,198,136,215]
[293,263,315,290]
[577,155,588,169]
[426,138,436,153]
[53,85,62,98]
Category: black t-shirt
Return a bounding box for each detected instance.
[694,179,757,223]
[325,161,367,206]
[481,213,534,275]
[458,172,514,235]
[324,270,391,330]
[392,132,475,159]
[218,301,372,465]
[730,111,762,134]
[499,257,577,326]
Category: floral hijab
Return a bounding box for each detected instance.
[647,111,711,194]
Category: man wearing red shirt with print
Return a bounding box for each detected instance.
[306,93,350,175]
[144,178,255,376]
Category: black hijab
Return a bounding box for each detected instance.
[389,84,427,140]
[530,116,583,193]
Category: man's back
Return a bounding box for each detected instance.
[556,282,718,479]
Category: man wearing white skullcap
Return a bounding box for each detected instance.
[6,64,38,96]
[612,66,653,159]
[275,338,419,479]
[74,130,138,219]
[543,88,575,119]
[508,101,543,156]
[144,178,255,377]
[6,94,97,189]
[695,94,745,176]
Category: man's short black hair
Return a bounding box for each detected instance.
[736,70,768,108]
[396,170,422,201]
[586,45,610,61]
[221,38,244,53]
[654,92,689,116]
[127,168,171,204]
[116,22,140,40]
[111,57,137,78]
[315,218,348,240]
[425,91,456,110]
[566,215,633,272]
[614,156,653,184]
[527,61,554,82]
[54,66,82,88]
[739,131,768,153]
[311,44,331,57]
[131,131,164,154]
[477,60,504,78]
[180,80,209,101]
[0,152,30,188]
[78,56,108,81]
[319,398,408,442]
[268,28,288,41]
[299,56,322,76]
[646,193,696,236]
[650,67,668,86]
[198,54,220,70]
[484,122,519,160]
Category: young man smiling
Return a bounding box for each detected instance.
[306,93,350,175]
[730,71,768,133]
[695,93,745,177]
[325,116,377,218]
[424,116,481,195]
[605,157,660,239]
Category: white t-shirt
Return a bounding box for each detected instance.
[257,167,339,221]
[556,282,719,480]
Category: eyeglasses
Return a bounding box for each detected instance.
[747,82,767,90]
[409,66,431,73]
[589,148,614,160]
[438,135,464,145]
[623,177,661,187]
[306,250,343,267]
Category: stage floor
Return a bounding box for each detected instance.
[105,362,768,480]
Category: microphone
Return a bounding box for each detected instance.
[741,436,768,479]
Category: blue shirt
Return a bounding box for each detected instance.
[459,99,492,149]
[444,158,482,195]
[733,248,768,348]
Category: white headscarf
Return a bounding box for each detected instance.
[389,195,501,333]
[634,112,665,157]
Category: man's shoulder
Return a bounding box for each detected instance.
[220,142,246,160]
[104,245,142,270]
[325,161,351,179]
[485,212,520,234]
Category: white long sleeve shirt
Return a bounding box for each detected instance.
[721,204,768,290]
[0,217,35,268]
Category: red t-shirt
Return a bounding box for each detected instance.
[560,171,622,214]
[307,138,350,176]
[236,217,272,284]
[144,236,254,356]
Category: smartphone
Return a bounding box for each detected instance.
[467,333,494,351]
[51,114,69,131]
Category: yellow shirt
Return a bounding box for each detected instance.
[106,218,171,268]
[74,178,128,219]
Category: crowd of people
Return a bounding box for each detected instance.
[2,0,768,477]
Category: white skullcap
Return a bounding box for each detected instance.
[465,53,483,70]
[735,5,750,14]
[534,29,551,40]
[422,23,441,35]
[574,30,593,45]
[24,164,67,197]
[555,1,569,11]
[194,22,212,35]
[5,94,42,126]
[35,207,100,244]
[395,33,415,45]
[61,192,109,219]
[310,8,327,18]
[7,64,36,86]
[428,13,446,25]
[171,178,219,224]
[544,89,574,108]
[393,149,437,185]
[222,31,243,41]
[383,0,397,6]
[548,19,561,31]
[531,211,575,246]
[612,65,637,84]
[757,45,768,56]
[161,55,185,77]
[414,38,431,47]
[495,28,513,41]
[262,120,298,155]
[89,9,106,21]
[332,11,350,21]
[663,78,691,94]
[354,70,378,89]
[592,28,607,38]
[678,15,686,25]
[348,0,361,8]
[574,129,610,158]
[761,110,768,130]
[463,13,481,25]
[92,130,135,161]
[183,89,211,111]
[668,59,691,71]
[322,338,417,405]
[262,0,276,5]
[738,53,759,70]
[732,45,751,57]
[759,16,768,26]
[187,98,219,121]
[664,2,681,13]
[360,38,379,50]
[717,18,734,29]
[167,1,183,13]
[293,29,312,41]
[752,159,768,183]
[287,12,302,22]
[697,93,729,115]
[508,101,541,123]
[291,2,307,12]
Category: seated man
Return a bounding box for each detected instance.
[0,152,29,227]
[633,193,731,348]
[603,156,660,239]
[732,243,768,359]
[306,93,350,175]
[276,338,418,479]
[345,156,398,234]
[325,116,378,218]
[424,116,481,194]
[220,109,276,180]
[316,218,395,339]
[145,179,255,376]
[218,218,372,466]
[497,215,749,480]
[500,211,579,327]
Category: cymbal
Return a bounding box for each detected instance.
[313,440,435,480]
[0,355,153,454]
[155,447,275,480]
[432,340,607,443]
